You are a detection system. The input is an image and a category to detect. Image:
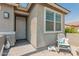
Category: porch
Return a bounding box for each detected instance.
[2,39,78,56]
[2,10,37,56]
[2,39,36,56]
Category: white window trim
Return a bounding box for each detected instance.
[44,7,63,33]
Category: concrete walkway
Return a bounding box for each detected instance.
[3,40,36,56]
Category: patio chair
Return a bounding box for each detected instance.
[57,33,71,53]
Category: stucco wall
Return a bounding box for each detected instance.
[0,4,14,32]
[27,4,65,48]
[0,4,15,46]
[37,4,64,48]
[0,35,5,55]
[27,5,38,48]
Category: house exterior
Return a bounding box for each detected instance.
[65,21,79,32]
[0,3,69,50]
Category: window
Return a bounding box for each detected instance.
[19,3,29,8]
[44,7,62,33]
[46,10,54,31]
[55,13,61,31]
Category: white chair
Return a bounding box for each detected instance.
[57,33,71,53]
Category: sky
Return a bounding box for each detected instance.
[59,3,79,24]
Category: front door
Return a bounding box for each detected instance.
[16,17,26,40]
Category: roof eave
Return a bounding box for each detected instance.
[5,3,70,14]
[48,3,70,14]
[5,3,18,6]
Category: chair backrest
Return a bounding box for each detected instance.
[57,33,69,44]
[57,33,65,40]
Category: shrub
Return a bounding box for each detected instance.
[65,26,77,33]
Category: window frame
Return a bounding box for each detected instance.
[46,9,54,31]
[55,13,62,31]
[44,7,63,33]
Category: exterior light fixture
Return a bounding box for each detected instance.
[3,12,9,19]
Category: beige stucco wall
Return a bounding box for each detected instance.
[0,4,15,46]
[0,4,14,32]
[27,5,38,48]
[0,35,5,55]
[36,4,65,48]
[27,4,65,48]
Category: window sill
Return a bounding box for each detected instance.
[44,31,63,34]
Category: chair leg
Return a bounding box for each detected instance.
[57,48,60,53]
[58,50,60,53]
[68,47,73,55]
[70,51,73,56]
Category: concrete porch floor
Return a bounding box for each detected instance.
[2,39,78,56]
[2,39,36,56]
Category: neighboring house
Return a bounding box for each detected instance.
[0,3,69,49]
[65,21,79,32]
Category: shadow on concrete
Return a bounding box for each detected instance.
[15,39,29,47]
[21,47,48,56]
[2,39,29,56]
[22,47,73,56]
